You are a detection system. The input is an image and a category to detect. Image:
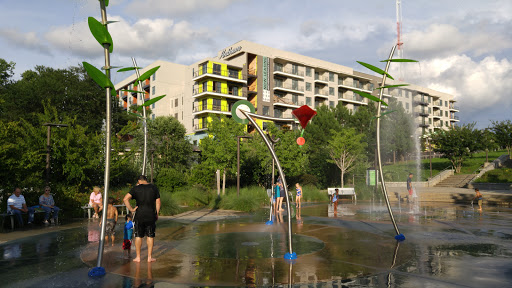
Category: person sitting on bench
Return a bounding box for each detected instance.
[7,188,35,227]
[39,186,60,225]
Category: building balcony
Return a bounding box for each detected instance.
[432,111,442,118]
[314,75,329,85]
[338,95,368,105]
[141,79,150,89]
[449,105,459,111]
[273,66,304,79]
[450,115,460,121]
[194,123,208,131]
[432,100,442,107]
[414,97,429,106]
[247,68,257,78]
[314,88,329,99]
[193,67,247,84]
[193,85,247,100]
[273,82,304,94]
[273,95,302,108]
[192,104,232,116]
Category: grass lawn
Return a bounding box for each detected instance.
[381,150,507,181]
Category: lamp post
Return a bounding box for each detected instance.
[423,135,432,178]
[237,136,252,197]
[43,123,69,186]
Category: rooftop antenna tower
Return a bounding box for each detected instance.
[396,0,404,80]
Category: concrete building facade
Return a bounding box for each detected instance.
[115,40,459,143]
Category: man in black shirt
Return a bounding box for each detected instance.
[123,175,161,262]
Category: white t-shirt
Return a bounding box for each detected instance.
[7,194,26,212]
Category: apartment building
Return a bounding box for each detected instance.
[115,40,459,142]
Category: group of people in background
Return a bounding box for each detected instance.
[272,179,303,213]
[7,186,60,227]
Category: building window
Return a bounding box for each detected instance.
[369,83,374,91]
[152,114,155,120]
[275,78,283,88]
[175,98,179,107]
[274,62,283,72]
[263,122,268,131]
[428,107,431,113]
[174,113,178,119]
[445,111,448,117]
[213,63,221,75]
[406,91,410,98]
[274,109,282,118]
[263,106,269,116]
[398,90,402,97]
[152,103,155,109]
[213,98,221,110]
[329,87,334,95]
[292,79,298,90]
[306,97,311,106]
[329,101,334,107]
[201,63,208,74]
[214,81,222,93]
[152,86,155,95]
[152,72,156,81]
[306,82,311,91]
[291,64,298,75]
[429,118,432,124]
[292,94,299,105]
[406,102,409,109]
[445,101,448,107]
[228,68,238,78]
[306,67,311,77]
[446,121,449,126]
[329,72,334,82]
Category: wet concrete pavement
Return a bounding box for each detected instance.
[1,201,512,287]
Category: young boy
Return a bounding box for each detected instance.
[100,197,118,246]
[123,213,134,259]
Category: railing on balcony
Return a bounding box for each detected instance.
[314,75,329,82]
[450,104,459,110]
[247,67,257,76]
[274,82,304,92]
[193,67,246,81]
[450,115,460,120]
[194,123,208,130]
[193,104,231,113]
[338,93,366,103]
[314,88,329,96]
[193,85,246,98]
[274,65,304,77]
[273,95,303,106]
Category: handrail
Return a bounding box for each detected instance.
[428,165,453,182]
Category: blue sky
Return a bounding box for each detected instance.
[1,0,511,129]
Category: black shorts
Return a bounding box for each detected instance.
[134,221,156,238]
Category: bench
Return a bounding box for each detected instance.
[82,204,128,219]
[1,210,48,231]
[327,187,357,202]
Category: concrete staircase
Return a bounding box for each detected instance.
[434,174,476,188]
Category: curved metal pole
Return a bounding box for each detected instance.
[240,110,293,256]
[376,45,401,236]
[131,58,148,175]
[268,133,280,222]
[96,0,111,267]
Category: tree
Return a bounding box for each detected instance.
[0,58,15,87]
[490,120,512,158]
[327,128,367,187]
[432,123,480,173]
[380,98,415,163]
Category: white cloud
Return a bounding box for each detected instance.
[398,55,512,127]
[45,16,213,63]
[0,29,52,56]
[124,0,243,17]
[397,23,512,59]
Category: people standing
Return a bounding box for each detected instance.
[89,186,103,219]
[123,213,134,259]
[473,188,483,211]
[123,175,161,263]
[7,188,35,227]
[39,186,60,225]
[406,173,413,202]
[295,183,302,209]
[276,182,284,212]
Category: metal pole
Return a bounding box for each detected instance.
[429,138,432,178]
[96,0,112,267]
[240,110,294,256]
[237,136,241,197]
[131,58,148,175]
[46,125,51,186]
[376,45,401,236]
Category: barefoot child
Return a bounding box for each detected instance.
[295,183,302,209]
[100,197,118,246]
[123,213,134,258]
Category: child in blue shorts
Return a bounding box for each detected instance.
[123,213,133,259]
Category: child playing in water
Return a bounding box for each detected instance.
[473,188,483,211]
[295,183,302,209]
[123,213,134,259]
[100,197,118,246]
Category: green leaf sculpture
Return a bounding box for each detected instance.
[356,61,394,80]
[136,95,166,111]
[380,59,418,62]
[117,67,143,72]
[352,90,388,107]
[375,84,410,90]
[83,61,114,89]
[137,66,160,81]
[88,17,113,53]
